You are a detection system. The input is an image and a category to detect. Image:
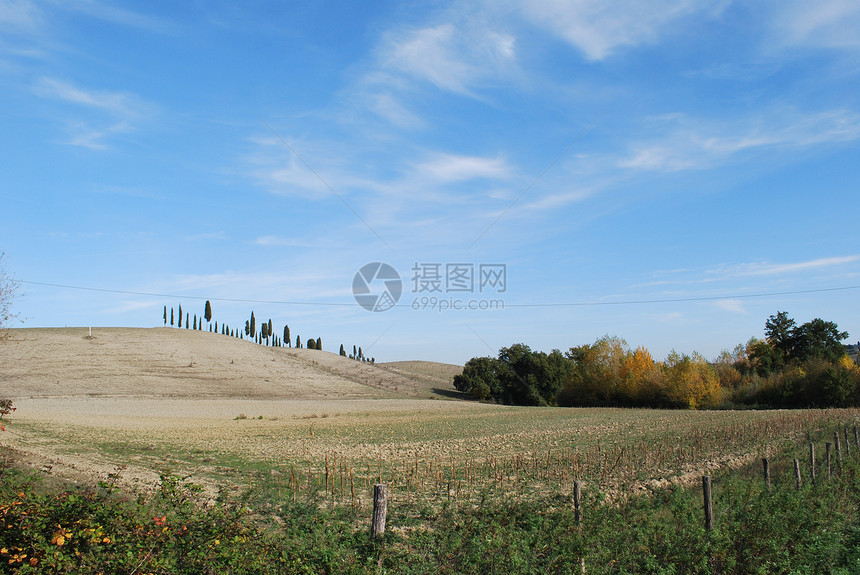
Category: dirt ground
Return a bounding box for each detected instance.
[0,327,461,400]
[0,327,466,489]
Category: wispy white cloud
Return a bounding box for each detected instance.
[58,0,176,35]
[619,108,860,171]
[0,0,41,32]
[353,16,519,128]
[380,23,516,96]
[106,299,161,314]
[411,153,511,183]
[184,232,226,242]
[771,0,860,50]
[369,92,425,129]
[712,299,746,313]
[631,255,860,294]
[510,0,726,60]
[34,77,153,149]
[708,255,860,278]
[36,77,143,116]
[253,236,317,248]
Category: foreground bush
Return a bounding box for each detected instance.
[3,431,860,574]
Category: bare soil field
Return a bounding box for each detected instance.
[1,328,857,507]
[0,327,458,400]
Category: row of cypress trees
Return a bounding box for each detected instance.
[161,301,371,361]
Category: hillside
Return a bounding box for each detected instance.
[0,327,461,400]
[377,360,464,396]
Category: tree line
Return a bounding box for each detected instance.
[454,312,860,409]
[161,301,373,362]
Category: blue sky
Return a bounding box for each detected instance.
[2,0,859,365]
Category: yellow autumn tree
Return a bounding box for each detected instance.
[620,346,663,404]
[663,351,724,409]
[559,336,628,406]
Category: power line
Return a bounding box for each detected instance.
[19,279,860,308]
[502,284,860,307]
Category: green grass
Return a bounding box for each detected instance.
[4,422,860,574]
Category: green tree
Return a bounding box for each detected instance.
[748,337,781,376]
[284,325,290,348]
[204,300,212,323]
[456,344,571,406]
[340,344,346,357]
[764,311,796,367]
[178,304,182,328]
[307,338,316,350]
[163,306,167,326]
[296,335,301,349]
[792,318,849,363]
[454,356,505,400]
[245,320,250,336]
[193,315,197,330]
[250,312,256,337]
[316,337,322,351]
[185,313,189,329]
[261,322,268,342]
[170,308,174,326]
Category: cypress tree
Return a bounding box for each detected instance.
[353,345,357,357]
[204,300,212,323]
[186,313,189,329]
[358,347,362,360]
[215,321,218,333]
[250,312,256,336]
[170,308,174,326]
[296,335,301,349]
[267,319,273,340]
[178,305,182,327]
[261,323,268,340]
[163,306,167,326]
[193,315,197,330]
[340,344,345,357]
[284,325,290,348]
[316,337,322,351]
[245,320,250,336]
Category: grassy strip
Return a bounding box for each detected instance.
[3,427,860,574]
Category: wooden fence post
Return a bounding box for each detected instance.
[854,426,859,450]
[793,459,802,490]
[762,458,770,490]
[573,480,582,525]
[371,484,387,539]
[826,442,832,479]
[809,443,816,484]
[845,429,851,456]
[702,476,713,531]
[834,432,842,463]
